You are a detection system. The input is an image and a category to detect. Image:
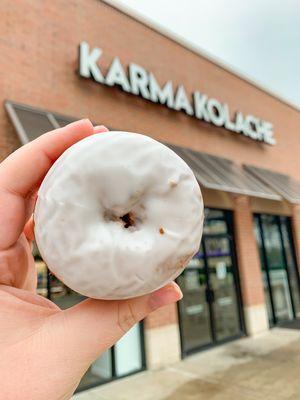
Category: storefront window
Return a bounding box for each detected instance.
[204,209,224,219]
[280,217,300,317]
[115,324,143,376]
[262,215,293,322]
[253,218,274,324]
[205,237,230,257]
[80,350,113,391]
[203,209,227,235]
[254,214,300,325]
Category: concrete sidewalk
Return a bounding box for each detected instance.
[73,328,300,400]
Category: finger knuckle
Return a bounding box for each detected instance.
[117,301,137,334]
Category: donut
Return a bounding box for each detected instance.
[34,131,204,299]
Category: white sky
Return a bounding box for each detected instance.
[111,0,300,108]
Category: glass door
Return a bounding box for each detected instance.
[207,251,241,342]
[177,248,212,352]
[254,214,300,326]
[178,208,244,355]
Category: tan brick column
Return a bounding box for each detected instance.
[144,303,181,369]
[233,195,268,335]
[291,205,300,273]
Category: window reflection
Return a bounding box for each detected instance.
[204,209,224,219]
[203,219,227,235]
[115,324,143,376]
[281,219,300,317]
[261,215,293,322]
[177,268,211,350]
[205,237,230,257]
[261,215,285,270]
[209,256,240,341]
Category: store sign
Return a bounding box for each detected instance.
[78,42,276,145]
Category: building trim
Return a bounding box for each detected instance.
[102,0,299,112]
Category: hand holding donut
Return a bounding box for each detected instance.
[0,120,183,400]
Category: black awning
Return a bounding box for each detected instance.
[5,100,283,202]
[244,164,300,204]
[5,100,76,144]
[167,144,282,201]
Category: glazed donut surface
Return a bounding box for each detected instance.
[34,131,203,299]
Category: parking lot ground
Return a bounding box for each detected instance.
[73,327,300,400]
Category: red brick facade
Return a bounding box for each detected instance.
[233,195,265,306]
[1,0,300,177]
[145,303,178,329]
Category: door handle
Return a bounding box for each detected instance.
[205,288,215,303]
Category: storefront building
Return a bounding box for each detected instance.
[2,0,300,393]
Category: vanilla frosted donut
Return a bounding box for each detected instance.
[34,131,203,299]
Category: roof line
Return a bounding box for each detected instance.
[102,0,300,112]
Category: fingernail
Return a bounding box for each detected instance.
[149,282,183,311]
[94,125,109,133]
[66,118,91,128]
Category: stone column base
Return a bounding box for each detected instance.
[145,323,181,369]
[244,304,269,336]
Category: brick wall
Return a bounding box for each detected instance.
[233,195,265,306]
[1,0,300,178]
[144,303,178,329]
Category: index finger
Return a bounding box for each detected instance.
[0,119,108,249]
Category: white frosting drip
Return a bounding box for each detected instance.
[34,131,204,299]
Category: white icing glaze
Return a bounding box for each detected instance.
[34,131,204,299]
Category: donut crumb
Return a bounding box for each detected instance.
[159,227,165,235]
[169,181,178,188]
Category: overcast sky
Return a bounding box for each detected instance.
[112,0,300,108]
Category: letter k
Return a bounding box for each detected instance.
[79,41,104,83]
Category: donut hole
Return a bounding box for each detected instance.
[104,210,140,230]
[120,212,135,229]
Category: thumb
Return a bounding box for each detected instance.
[56,282,182,363]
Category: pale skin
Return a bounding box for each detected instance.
[0,119,183,400]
